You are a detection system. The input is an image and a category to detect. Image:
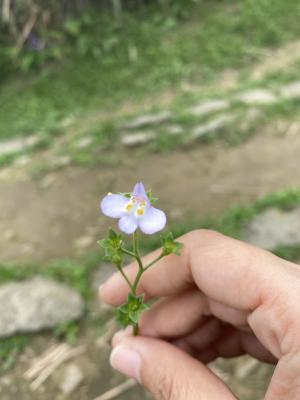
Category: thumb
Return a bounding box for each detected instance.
[110,336,236,400]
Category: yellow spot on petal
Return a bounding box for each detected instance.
[137,208,144,216]
[126,204,133,211]
[107,192,112,196]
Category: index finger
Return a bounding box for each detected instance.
[99,229,293,312]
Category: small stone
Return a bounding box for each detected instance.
[167,125,184,135]
[189,100,230,116]
[238,89,278,105]
[59,364,84,395]
[21,243,35,255]
[0,277,84,338]
[279,81,300,99]
[119,111,172,130]
[3,230,16,241]
[0,135,39,156]
[191,114,234,139]
[76,137,93,149]
[121,131,155,147]
[244,207,300,250]
[54,156,71,167]
[74,235,94,250]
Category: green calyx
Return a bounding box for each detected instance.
[117,293,149,327]
[161,232,183,256]
[97,228,123,265]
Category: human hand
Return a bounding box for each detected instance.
[100,230,300,399]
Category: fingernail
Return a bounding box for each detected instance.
[110,344,141,382]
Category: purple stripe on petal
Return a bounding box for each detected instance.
[132,182,147,200]
[118,215,138,234]
[100,194,128,218]
[138,206,166,235]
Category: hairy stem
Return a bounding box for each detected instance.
[133,231,143,271]
[116,264,133,291]
[133,323,139,336]
[120,247,136,258]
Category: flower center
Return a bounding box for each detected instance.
[124,197,147,218]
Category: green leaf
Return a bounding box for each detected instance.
[161,232,183,256]
[116,293,149,328]
[118,192,131,198]
[98,229,123,266]
[97,239,111,248]
[108,228,118,240]
[147,190,159,205]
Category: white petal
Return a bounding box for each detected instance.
[100,194,128,218]
[118,215,138,234]
[139,206,166,235]
[132,182,147,199]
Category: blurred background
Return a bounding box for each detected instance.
[1,0,300,398]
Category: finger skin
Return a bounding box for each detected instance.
[139,289,208,338]
[112,336,237,400]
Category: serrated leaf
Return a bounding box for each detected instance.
[97,239,111,248]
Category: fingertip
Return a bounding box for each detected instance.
[112,326,133,347]
[98,272,127,305]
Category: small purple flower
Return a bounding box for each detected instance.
[100,182,166,235]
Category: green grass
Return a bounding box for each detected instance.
[1,0,300,141]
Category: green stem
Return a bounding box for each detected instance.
[116,264,133,291]
[120,247,136,258]
[132,267,144,294]
[133,231,143,271]
[133,323,139,336]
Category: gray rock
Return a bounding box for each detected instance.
[59,363,84,395]
[166,125,184,135]
[121,131,155,147]
[238,89,278,105]
[191,114,234,139]
[0,135,39,156]
[0,277,84,338]
[119,111,171,130]
[189,99,230,116]
[244,207,300,250]
[279,81,300,99]
[76,136,93,149]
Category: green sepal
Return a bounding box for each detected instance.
[161,232,183,256]
[146,189,158,205]
[116,293,150,328]
[98,228,123,265]
[118,192,131,198]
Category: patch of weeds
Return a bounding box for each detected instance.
[273,244,300,262]
[0,152,23,168]
[2,0,300,141]
[53,321,80,345]
[0,335,28,374]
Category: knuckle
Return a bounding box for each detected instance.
[184,229,224,248]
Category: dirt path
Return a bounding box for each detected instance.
[1,129,299,263]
